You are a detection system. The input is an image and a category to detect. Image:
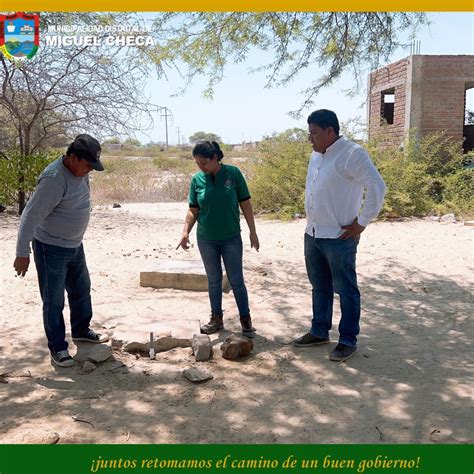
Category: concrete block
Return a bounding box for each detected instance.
[192,334,212,362]
[140,259,230,292]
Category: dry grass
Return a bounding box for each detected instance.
[152,156,196,173]
[90,154,256,205]
[91,156,193,204]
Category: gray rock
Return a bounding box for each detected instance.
[192,334,212,361]
[274,336,292,345]
[440,213,456,223]
[182,367,213,383]
[220,334,253,360]
[82,361,96,373]
[74,344,112,363]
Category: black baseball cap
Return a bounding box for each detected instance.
[71,134,104,171]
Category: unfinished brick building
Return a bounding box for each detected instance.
[368,55,474,152]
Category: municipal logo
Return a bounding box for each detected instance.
[0,12,40,60]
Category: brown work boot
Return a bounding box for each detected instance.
[200,313,224,335]
[240,315,255,339]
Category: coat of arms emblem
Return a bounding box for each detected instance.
[0,12,40,60]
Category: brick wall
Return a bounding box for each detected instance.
[368,55,474,149]
[416,56,474,143]
[368,58,409,147]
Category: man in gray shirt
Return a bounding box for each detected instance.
[13,134,108,367]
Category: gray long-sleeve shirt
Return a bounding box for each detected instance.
[16,156,91,257]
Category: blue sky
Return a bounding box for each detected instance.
[136,12,474,145]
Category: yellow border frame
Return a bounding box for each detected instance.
[1,0,474,12]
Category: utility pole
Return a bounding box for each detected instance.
[160,107,172,149]
[176,127,181,147]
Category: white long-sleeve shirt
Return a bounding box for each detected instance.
[305,137,386,239]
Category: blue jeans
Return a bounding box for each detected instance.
[197,233,250,317]
[33,239,93,354]
[304,233,360,347]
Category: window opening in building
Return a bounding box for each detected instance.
[463,86,474,153]
[381,89,395,125]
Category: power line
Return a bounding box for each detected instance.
[160,107,172,149]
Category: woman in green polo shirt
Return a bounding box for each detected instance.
[178,141,259,338]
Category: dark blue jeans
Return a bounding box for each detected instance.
[304,233,360,347]
[197,233,250,318]
[33,239,93,353]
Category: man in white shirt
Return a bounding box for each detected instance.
[293,109,386,362]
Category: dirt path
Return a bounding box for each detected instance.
[0,203,472,444]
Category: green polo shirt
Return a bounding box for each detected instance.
[188,164,251,240]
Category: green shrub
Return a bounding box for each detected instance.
[248,129,473,219]
[369,132,473,217]
[0,150,57,207]
[248,128,311,219]
[443,168,474,215]
[371,152,434,216]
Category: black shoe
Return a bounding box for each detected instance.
[293,333,330,347]
[73,329,109,344]
[200,313,224,335]
[51,349,74,367]
[240,315,256,339]
[329,343,357,362]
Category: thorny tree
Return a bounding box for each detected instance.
[0,13,162,213]
[1,12,427,213]
[150,12,427,114]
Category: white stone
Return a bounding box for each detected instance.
[74,344,112,363]
[440,213,456,222]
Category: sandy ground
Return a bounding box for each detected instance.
[0,203,472,444]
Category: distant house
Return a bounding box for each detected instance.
[368,54,474,152]
[104,143,123,151]
[229,141,260,152]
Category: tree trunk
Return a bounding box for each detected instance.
[18,130,30,215]
[18,189,26,215]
